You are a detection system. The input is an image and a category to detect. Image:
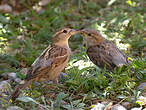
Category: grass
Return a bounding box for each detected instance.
[0,0,145,109]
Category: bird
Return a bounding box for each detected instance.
[10,28,77,101]
[79,29,129,71]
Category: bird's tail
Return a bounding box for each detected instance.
[10,80,32,102]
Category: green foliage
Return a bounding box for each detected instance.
[0,0,145,109]
[0,54,18,74]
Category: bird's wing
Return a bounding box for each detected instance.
[87,41,129,70]
[106,42,129,67]
[87,44,116,70]
[25,44,69,80]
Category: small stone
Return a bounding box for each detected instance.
[130,107,142,110]
[0,4,12,13]
[122,102,132,109]
[8,72,17,80]
[38,0,50,6]
[111,104,127,110]
[91,103,105,110]
[14,78,22,83]
[137,82,146,90]
[1,72,17,80]
[6,106,24,110]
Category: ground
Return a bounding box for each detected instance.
[0,0,145,110]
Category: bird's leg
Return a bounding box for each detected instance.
[53,78,66,89]
[53,79,58,84]
[10,80,32,101]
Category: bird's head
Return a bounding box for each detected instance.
[52,28,77,46]
[80,29,103,47]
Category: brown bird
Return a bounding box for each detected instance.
[80,29,129,71]
[11,28,77,101]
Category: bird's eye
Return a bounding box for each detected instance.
[88,33,91,36]
[63,30,68,33]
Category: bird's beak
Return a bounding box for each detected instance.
[69,29,78,35]
[79,30,88,37]
[80,30,84,34]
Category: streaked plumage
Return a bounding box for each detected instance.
[80,29,129,71]
[11,28,77,101]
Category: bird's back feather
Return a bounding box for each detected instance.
[86,40,129,71]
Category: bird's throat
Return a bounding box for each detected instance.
[53,40,69,48]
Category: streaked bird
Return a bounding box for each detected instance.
[80,29,129,71]
[11,28,77,101]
